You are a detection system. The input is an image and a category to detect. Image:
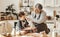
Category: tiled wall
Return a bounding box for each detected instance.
[0,0,20,13]
[0,0,60,16]
[34,0,60,16]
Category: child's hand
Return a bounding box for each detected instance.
[20,31,27,35]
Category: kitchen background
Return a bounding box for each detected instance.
[0,0,60,36]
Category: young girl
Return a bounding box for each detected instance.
[11,12,35,35]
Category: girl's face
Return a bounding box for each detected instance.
[19,15,26,20]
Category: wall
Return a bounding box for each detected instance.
[34,0,60,16]
[0,0,20,13]
[0,0,60,16]
[44,7,60,16]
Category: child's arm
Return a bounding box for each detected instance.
[11,21,21,35]
[16,21,22,32]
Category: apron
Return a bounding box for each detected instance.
[34,23,50,34]
[33,12,50,34]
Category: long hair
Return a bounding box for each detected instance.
[35,3,43,10]
[19,12,25,17]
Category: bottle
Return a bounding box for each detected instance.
[11,28,16,36]
[52,26,58,37]
[52,17,58,37]
[40,31,48,37]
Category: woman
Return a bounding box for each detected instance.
[27,3,50,34]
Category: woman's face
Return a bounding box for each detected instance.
[35,8,41,13]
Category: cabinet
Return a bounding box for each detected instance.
[44,0,60,7]
[19,0,34,15]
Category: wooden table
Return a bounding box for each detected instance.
[14,33,41,37]
[0,33,41,37]
[15,33,49,37]
[1,33,60,37]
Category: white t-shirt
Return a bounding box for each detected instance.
[27,11,47,24]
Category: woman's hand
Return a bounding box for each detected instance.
[26,18,31,21]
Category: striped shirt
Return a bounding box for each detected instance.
[14,19,29,32]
